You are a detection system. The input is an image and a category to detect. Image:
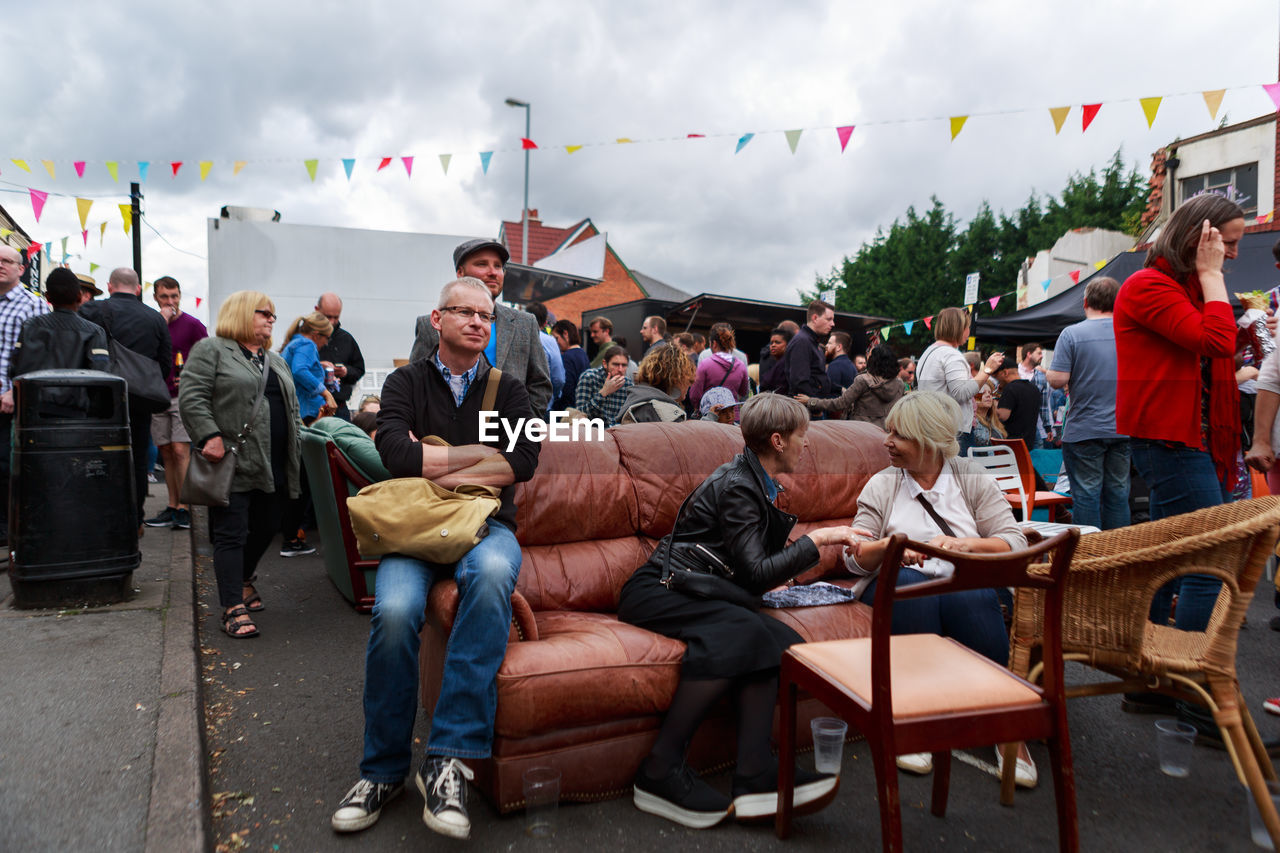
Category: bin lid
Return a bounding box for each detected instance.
[15,369,127,389]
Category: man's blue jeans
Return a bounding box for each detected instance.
[1130,440,1228,632]
[1062,438,1132,530]
[358,520,522,783]
[860,567,1009,664]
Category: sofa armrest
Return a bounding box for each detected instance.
[426,581,539,644]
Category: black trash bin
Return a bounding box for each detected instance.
[9,369,140,608]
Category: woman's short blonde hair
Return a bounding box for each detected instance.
[280,311,333,351]
[884,390,961,461]
[215,291,276,350]
[740,392,809,454]
[933,306,969,345]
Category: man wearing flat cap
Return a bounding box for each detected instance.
[409,239,552,415]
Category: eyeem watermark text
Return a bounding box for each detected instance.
[479,411,607,451]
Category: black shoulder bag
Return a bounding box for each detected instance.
[99,303,172,413]
[657,490,762,611]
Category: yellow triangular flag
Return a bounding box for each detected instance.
[1094,260,1106,270]
[616,138,633,144]
[119,203,132,236]
[564,145,582,154]
[76,198,93,231]
[233,161,247,175]
[105,161,119,181]
[199,161,213,181]
[99,221,107,246]
[41,160,55,179]
[1049,106,1070,135]
[784,129,802,154]
[1140,96,1162,129]
[304,159,318,181]
[10,159,30,173]
[439,154,451,174]
[949,116,967,141]
[1203,89,1226,120]
[0,229,10,238]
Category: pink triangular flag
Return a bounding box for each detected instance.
[74,161,86,178]
[1069,269,1081,284]
[195,296,202,308]
[1081,104,1101,132]
[81,229,88,247]
[988,295,1000,310]
[402,156,414,177]
[836,125,855,153]
[1264,83,1280,112]
[923,316,933,330]
[29,188,47,222]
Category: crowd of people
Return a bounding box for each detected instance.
[4,189,1280,841]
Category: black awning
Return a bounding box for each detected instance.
[666,293,891,335]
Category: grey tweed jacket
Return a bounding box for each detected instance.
[409,303,553,414]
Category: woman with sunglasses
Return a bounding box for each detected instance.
[179,292,301,638]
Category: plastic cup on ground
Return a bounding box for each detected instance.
[523,766,560,837]
[1155,719,1196,777]
[1247,780,1280,849]
[811,717,849,774]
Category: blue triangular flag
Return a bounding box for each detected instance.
[138,160,150,182]
[1041,278,1052,293]
[735,133,755,154]
[904,320,915,336]
[479,151,493,174]
[342,158,355,180]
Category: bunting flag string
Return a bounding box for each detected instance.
[8,82,1275,183]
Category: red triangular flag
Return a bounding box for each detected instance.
[923,316,933,330]
[836,125,855,153]
[377,157,392,171]
[170,161,183,177]
[74,161,86,177]
[195,296,202,307]
[27,242,41,260]
[521,138,538,150]
[402,156,414,177]
[29,188,47,222]
[1081,104,1101,132]
[686,133,706,138]
[1069,269,1081,284]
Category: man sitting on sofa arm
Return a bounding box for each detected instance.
[331,276,541,841]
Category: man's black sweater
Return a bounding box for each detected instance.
[375,354,541,531]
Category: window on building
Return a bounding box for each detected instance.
[1179,162,1258,216]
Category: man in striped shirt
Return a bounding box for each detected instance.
[0,244,50,549]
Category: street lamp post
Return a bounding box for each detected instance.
[505,98,531,265]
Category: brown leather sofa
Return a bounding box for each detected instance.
[418,419,889,812]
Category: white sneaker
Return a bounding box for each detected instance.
[895,752,933,774]
[995,745,1038,789]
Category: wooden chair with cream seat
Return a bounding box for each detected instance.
[1004,496,1280,847]
[775,529,1081,852]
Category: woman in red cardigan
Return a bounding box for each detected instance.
[1114,192,1248,632]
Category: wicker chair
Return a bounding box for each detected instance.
[1005,496,1280,845]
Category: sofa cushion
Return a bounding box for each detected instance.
[516,538,655,613]
[514,430,638,546]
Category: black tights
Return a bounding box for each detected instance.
[643,670,778,780]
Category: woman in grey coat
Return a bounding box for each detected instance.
[179,291,300,638]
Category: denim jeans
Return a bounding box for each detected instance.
[957,430,975,458]
[358,520,522,783]
[1130,439,1228,631]
[860,567,1010,664]
[1061,438,1131,530]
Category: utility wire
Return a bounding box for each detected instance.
[141,214,205,260]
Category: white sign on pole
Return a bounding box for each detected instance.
[964,272,980,305]
[819,289,836,305]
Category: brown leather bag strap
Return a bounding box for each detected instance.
[481,366,503,411]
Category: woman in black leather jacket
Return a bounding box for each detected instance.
[618,393,862,830]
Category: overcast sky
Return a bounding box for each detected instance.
[9,0,1280,323]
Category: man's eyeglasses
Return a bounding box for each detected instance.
[255,309,276,321]
[0,258,23,267]
[440,306,496,324]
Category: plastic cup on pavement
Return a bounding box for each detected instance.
[811,717,849,774]
[523,766,560,837]
[1247,780,1280,849]
[1155,719,1196,777]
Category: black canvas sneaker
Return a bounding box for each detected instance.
[330,778,403,832]
[144,507,177,528]
[416,756,475,839]
[731,764,839,820]
[632,761,732,829]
